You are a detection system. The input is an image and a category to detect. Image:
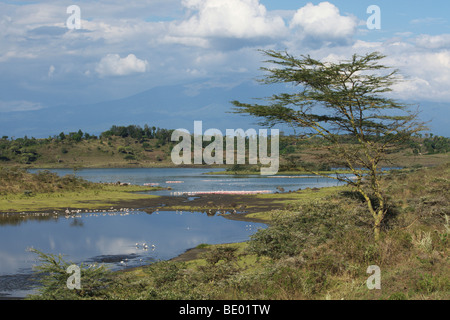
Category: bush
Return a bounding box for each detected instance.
[249,200,369,259]
[124,154,136,161]
[27,248,113,300]
[146,261,186,288]
[196,246,240,283]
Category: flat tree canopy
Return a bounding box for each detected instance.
[232,50,425,240]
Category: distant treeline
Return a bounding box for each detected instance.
[0,125,449,165]
[410,134,450,154]
[0,125,175,164]
[1,125,174,145]
[100,124,174,142]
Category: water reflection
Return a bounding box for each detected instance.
[0,209,266,298]
[28,167,344,196]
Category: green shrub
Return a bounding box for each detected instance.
[27,248,113,300]
[388,292,408,300]
[249,200,368,259]
[146,260,186,288]
[196,246,240,283]
[414,273,450,295]
[124,154,136,161]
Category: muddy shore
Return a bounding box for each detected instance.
[1,192,291,222]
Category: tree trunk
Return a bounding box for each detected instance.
[373,208,386,241]
[359,188,386,241]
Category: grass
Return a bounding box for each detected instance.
[1,136,177,169]
[246,185,349,221]
[0,167,161,212]
[26,162,450,300]
[0,187,159,212]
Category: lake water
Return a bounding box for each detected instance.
[0,168,342,298]
[28,167,343,195]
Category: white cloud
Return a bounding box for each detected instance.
[291,38,450,103]
[415,34,450,49]
[332,40,450,102]
[290,2,358,47]
[2,0,450,108]
[167,0,287,47]
[95,53,149,77]
[410,17,446,25]
[387,50,450,101]
[0,51,37,62]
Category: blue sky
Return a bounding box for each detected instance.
[1,0,450,136]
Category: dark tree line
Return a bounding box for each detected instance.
[100,125,173,144]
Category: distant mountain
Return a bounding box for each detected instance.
[0,80,291,138]
[413,100,450,137]
[0,80,448,138]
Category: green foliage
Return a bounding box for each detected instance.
[101,124,173,143]
[248,199,370,259]
[423,135,450,154]
[146,260,186,288]
[413,273,450,295]
[144,261,204,300]
[124,154,136,161]
[27,248,113,300]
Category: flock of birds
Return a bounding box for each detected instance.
[1,207,145,220]
[170,190,271,196]
[119,242,157,266]
[136,242,156,250]
[2,183,264,269]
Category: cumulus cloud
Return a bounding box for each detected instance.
[386,50,450,101]
[289,2,358,48]
[415,34,450,49]
[95,53,149,77]
[1,0,450,108]
[322,39,450,102]
[166,0,287,47]
[291,37,450,103]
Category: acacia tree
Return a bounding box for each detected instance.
[232,50,425,240]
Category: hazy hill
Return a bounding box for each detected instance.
[1,80,448,139]
[0,81,292,139]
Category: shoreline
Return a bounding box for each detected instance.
[0,192,286,222]
[0,193,278,300]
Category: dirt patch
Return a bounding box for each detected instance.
[107,193,293,223]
